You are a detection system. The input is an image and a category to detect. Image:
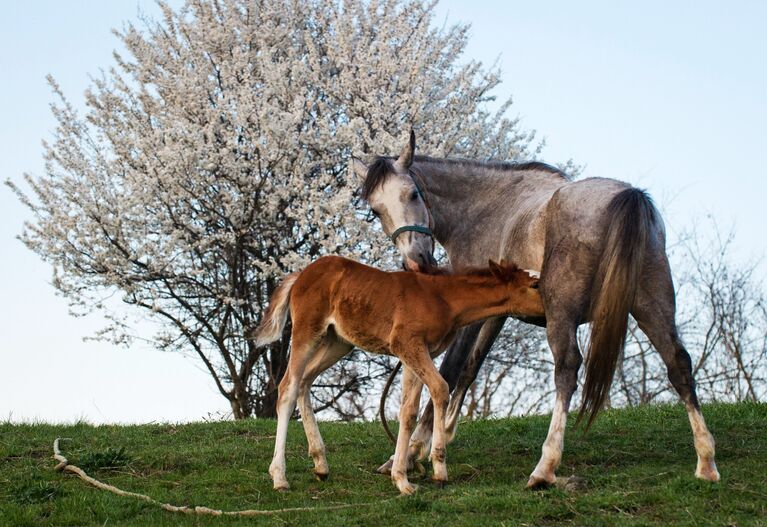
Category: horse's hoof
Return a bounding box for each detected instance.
[526,473,556,490]
[377,459,394,475]
[273,483,290,492]
[314,471,329,482]
[432,478,448,489]
[556,475,587,492]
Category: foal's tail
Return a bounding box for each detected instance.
[579,187,658,427]
[253,273,299,347]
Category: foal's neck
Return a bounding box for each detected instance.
[435,276,512,327]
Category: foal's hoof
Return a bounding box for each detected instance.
[273,483,290,492]
[314,471,329,482]
[526,473,556,490]
[695,461,721,482]
[397,482,418,496]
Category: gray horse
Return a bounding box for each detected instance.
[351,131,720,487]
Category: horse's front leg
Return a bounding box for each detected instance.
[444,317,507,440]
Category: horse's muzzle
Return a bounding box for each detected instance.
[403,253,438,274]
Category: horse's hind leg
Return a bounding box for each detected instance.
[632,264,719,482]
[297,337,352,481]
[527,315,581,488]
[269,331,318,491]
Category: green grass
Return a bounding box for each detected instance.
[1,402,765,526]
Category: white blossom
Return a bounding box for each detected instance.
[8,0,537,418]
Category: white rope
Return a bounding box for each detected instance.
[52,437,391,517]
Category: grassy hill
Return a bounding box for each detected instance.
[1,402,765,526]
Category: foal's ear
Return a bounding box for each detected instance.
[395,129,416,169]
[488,259,503,278]
[350,156,368,183]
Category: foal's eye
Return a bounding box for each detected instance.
[410,191,419,201]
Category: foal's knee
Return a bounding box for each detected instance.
[430,379,449,411]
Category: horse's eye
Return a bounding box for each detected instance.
[365,209,379,223]
[410,191,419,201]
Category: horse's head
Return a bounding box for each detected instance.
[351,131,437,273]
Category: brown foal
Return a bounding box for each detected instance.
[254,255,544,495]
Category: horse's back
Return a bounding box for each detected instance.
[539,177,667,318]
[545,177,664,252]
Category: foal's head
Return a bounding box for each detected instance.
[479,260,543,314]
[351,131,437,273]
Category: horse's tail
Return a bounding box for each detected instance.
[578,187,657,428]
[253,272,299,347]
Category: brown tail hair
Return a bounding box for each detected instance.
[578,188,657,428]
[253,273,299,347]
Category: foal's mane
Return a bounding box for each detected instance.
[359,155,569,200]
[427,261,528,283]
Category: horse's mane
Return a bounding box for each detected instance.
[359,155,569,200]
[413,155,570,180]
[361,157,396,200]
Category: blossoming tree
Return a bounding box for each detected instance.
[8,0,539,418]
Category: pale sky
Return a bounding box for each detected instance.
[1,1,765,423]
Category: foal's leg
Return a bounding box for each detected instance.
[297,338,352,480]
[632,263,719,481]
[269,334,316,491]
[378,324,484,474]
[401,350,451,485]
[391,365,423,495]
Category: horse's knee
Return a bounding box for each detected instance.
[553,352,581,393]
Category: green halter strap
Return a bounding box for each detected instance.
[389,170,434,243]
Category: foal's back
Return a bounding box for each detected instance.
[290,256,450,354]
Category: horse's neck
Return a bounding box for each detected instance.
[415,161,503,241]
[435,277,511,327]
[415,159,566,267]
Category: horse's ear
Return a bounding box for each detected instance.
[395,129,416,169]
[350,156,368,183]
